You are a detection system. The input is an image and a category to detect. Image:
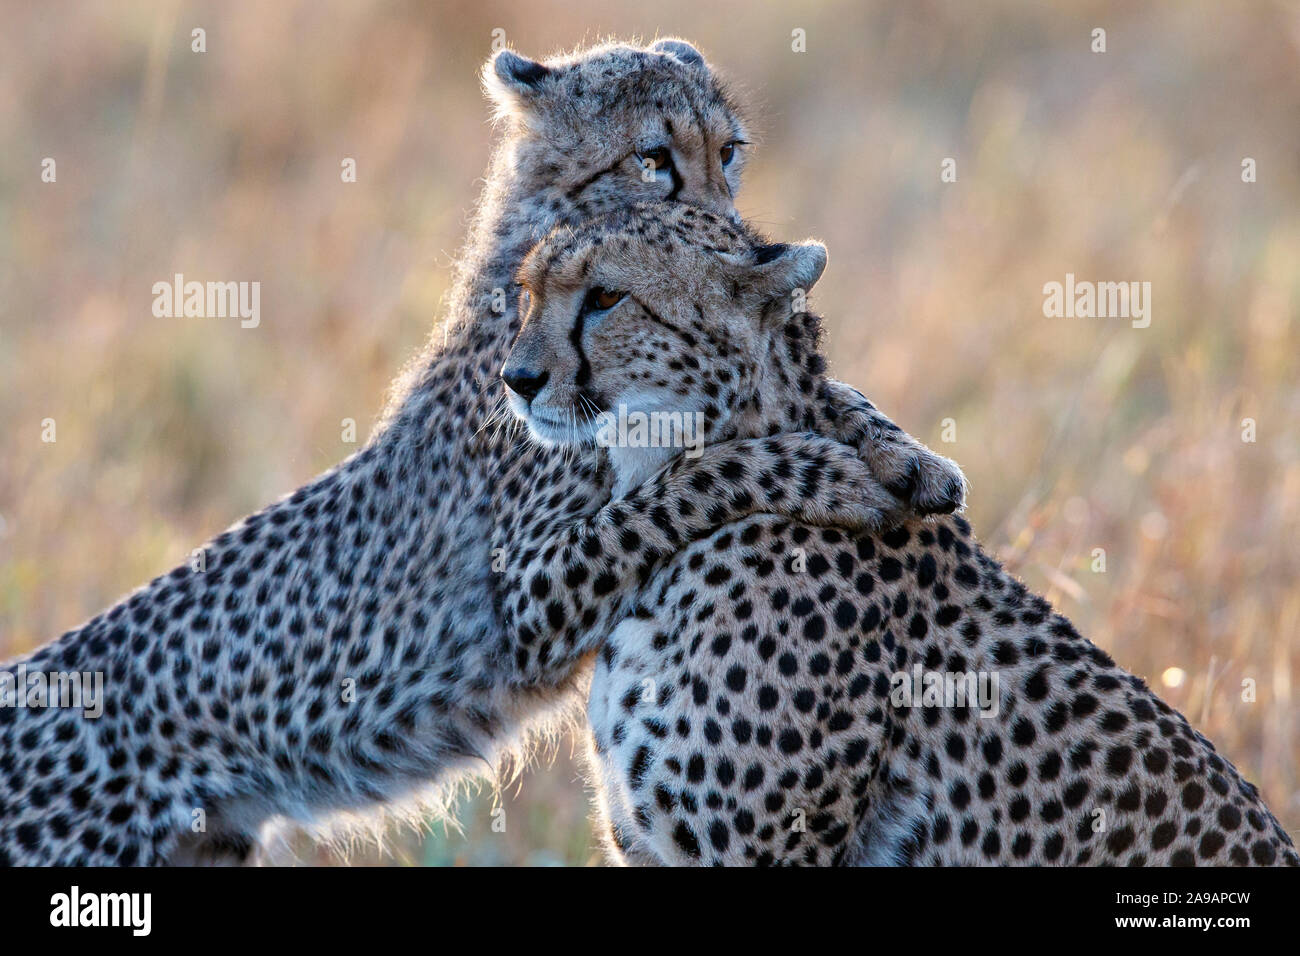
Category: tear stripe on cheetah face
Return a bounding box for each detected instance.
[584,511,1297,866]
[0,38,754,866]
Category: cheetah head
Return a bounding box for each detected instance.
[484,39,749,220]
[502,202,827,494]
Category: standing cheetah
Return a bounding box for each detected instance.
[500,202,1298,866]
[0,41,957,864]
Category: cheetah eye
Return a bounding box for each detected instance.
[584,287,626,313]
[721,140,748,168]
[638,147,672,172]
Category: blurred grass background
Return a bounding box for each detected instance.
[1,0,1297,864]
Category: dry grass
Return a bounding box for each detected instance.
[1,0,1297,863]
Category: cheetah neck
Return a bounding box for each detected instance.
[376,142,586,451]
[443,142,543,339]
[731,314,830,439]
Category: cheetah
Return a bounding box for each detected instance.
[499,201,1298,867]
[0,41,957,865]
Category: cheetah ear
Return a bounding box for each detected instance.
[745,241,828,305]
[483,50,553,117]
[649,38,707,69]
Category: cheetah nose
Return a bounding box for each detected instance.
[502,367,550,403]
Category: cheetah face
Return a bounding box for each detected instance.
[485,40,749,221]
[502,203,827,492]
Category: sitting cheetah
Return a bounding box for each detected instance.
[0,40,958,865]
[500,202,1298,866]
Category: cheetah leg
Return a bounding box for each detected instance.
[502,431,902,688]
